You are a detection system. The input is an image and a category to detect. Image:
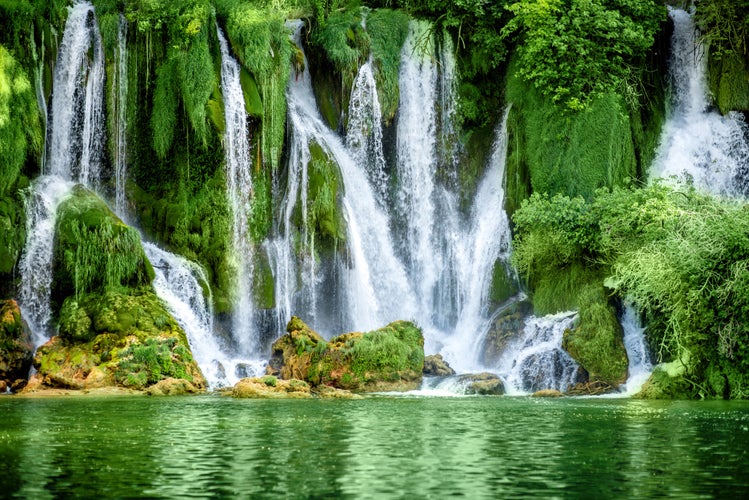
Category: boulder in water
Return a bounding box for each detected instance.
[458,372,505,395]
[230,376,312,399]
[532,389,563,398]
[269,317,424,392]
[0,300,33,390]
[423,354,455,376]
[480,301,533,366]
[146,377,201,396]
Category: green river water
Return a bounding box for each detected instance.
[1,395,748,498]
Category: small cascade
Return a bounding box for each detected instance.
[144,243,260,388]
[272,21,416,336]
[619,304,653,396]
[113,14,128,218]
[46,1,105,188]
[346,60,388,204]
[496,312,582,395]
[395,20,441,316]
[18,177,74,346]
[443,108,514,370]
[653,8,749,195]
[437,30,460,173]
[217,26,257,355]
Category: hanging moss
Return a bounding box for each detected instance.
[219,2,291,169]
[366,8,409,123]
[0,45,42,196]
[708,51,749,114]
[505,62,638,201]
[175,27,214,146]
[52,186,154,305]
[151,57,179,159]
[307,142,345,246]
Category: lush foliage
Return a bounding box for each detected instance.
[513,183,749,398]
[0,45,42,196]
[503,0,665,111]
[365,8,409,122]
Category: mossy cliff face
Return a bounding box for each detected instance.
[268,316,424,392]
[0,300,33,390]
[26,187,205,393]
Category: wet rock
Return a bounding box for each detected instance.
[566,380,616,396]
[311,385,362,399]
[231,376,312,399]
[423,354,455,376]
[458,372,505,395]
[532,389,563,398]
[480,301,533,366]
[269,317,424,392]
[0,380,6,393]
[0,300,33,389]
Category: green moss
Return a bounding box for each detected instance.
[489,261,518,307]
[563,286,628,386]
[239,67,263,118]
[506,63,637,200]
[252,250,275,310]
[0,45,42,196]
[364,8,409,123]
[0,187,26,284]
[708,50,749,114]
[113,336,194,389]
[305,142,345,247]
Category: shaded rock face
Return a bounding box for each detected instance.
[268,317,424,392]
[480,301,533,366]
[458,372,505,395]
[0,300,33,390]
[423,354,455,376]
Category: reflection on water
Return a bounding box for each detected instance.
[2,396,749,497]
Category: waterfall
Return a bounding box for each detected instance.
[114,14,128,218]
[496,312,582,395]
[442,108,514,371]
[618,304,653,396]
[652,7,749,195]
[272,21,416,336]
[18,177,74,346]
[395,21,441,317]
[19,1,104,344]
[346,60,388,204]
[46,1,104,188]
[217,26,257,355]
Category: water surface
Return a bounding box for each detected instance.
[1,395,748,498]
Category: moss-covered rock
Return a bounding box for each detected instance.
[708,50,749,115]
[269,316,424,392]
[423,354,455,377]
[0,180,28,294]
[458,372,505,395]
[230,376,312,399]
[0,299,33,388]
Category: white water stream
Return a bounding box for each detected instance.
[652,7,749,195]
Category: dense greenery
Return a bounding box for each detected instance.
[513,183,749,398]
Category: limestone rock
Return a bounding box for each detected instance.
[231,376,312,399]
[145,377,200,396]
[458,372,505,395]
[532,389,563,398]
[268,317,424,392]
[311,385,362,399]
[0,300,33,389]
[423,354,455,376]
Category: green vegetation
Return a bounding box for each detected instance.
[513,183,749,398]
[366,8,409,122]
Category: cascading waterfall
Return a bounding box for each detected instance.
[114,14,128,218]
[619,304,653,396]
[272,21,416,336]
[395,21,441,318]
[442,108,514,371]
[18,1,104,345]
[346,59,388,204]
[652,7,749,195]
[496,312,582,395]
[217,26,257,355]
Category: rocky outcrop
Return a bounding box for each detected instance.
[480,301,533,366]
[231,376,312,399]
[0,300,33,391]
[458,372,505,395]
[22,188,205,394]
[268,317,424,392]
[423,354,455,376]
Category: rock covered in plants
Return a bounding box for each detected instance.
[269,317,424,392]
[423,354,455,376]
[0,300,33,390]
[457,372,505,396]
